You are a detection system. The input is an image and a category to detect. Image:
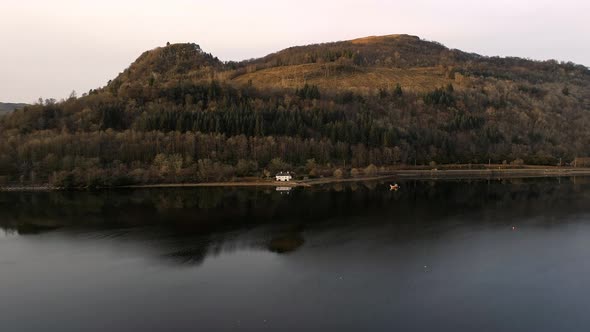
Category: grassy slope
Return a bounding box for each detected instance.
[230,64,451,92]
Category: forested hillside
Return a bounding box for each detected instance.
[1,35,589,187]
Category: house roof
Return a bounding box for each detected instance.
[276,172,291,176]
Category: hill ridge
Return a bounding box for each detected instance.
[106,34,589,96]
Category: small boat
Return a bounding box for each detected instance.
[389,183,400,191]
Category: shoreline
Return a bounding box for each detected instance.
[3,167,590,192]
[72,168,590,189]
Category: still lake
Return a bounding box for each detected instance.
[2,178,590,331]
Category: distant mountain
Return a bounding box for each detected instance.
[1,35,589,187]
[0,102,28,115]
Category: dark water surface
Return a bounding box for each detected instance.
[2,178,590,331]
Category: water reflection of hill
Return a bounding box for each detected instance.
[1,177,590,265]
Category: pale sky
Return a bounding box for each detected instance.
[1,0,589,103]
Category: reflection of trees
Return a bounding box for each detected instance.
[2,179,590,233]
[1,178,590,264]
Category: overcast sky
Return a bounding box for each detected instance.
[2,0,589,103]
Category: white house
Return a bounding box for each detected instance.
[275,172,292,182]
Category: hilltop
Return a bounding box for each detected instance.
[1,35,590,188]
[108,34,589,94]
